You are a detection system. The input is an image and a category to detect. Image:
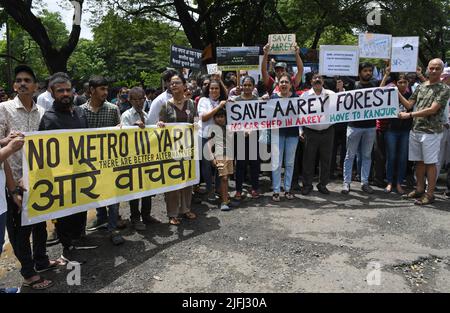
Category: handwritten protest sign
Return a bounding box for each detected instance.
[207,63,218,74]
[358,33,392,59]
[268,34,296,55]
[319,45,359,77]
[170,45,203,69]
[21,124,199,225]
[391,37,419,73]
[226,87,398,131]
[217,46,260,71]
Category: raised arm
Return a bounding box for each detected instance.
[293,45,304,88]
[261,43,271,90]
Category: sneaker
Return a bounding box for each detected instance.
[317,184,330,195]
[207,193,217,203]
[110,231,125,246]
[444,190,450,198]
[61,246,87,264]
[86,219,107,231]
[220,203,231,211]
[341,183,350,194]
[73,237,99,250]
[132,220,146,231]
[361,184,374,194]
[0,287,20,293]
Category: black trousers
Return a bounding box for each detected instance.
[130,196,152,222]
[373,129,386,184]
[55,211,87,249]
[6,194,49,279]
[302,127,335,187]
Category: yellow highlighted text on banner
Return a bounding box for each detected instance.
[21,124,199,225]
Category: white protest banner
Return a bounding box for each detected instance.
[391,37,419,73]
[268,34,296,55]
[226,87,398,131]
[358,33,392,59]
[319,45,359,77]
[207,63,218,74]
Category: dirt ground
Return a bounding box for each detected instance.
[1,176,450,293]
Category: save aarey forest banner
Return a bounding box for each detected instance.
[227,87,399,131]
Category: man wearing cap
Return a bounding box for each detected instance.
[0,65,56,290]
[262,43,304,95]
[399,59,450,205]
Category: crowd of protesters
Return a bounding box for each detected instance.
[0,42,449,291]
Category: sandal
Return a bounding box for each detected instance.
[402,190,424,199]
[169,217,181,225]
[234,192,242,201]
[183,211,197,219]
[414,194,435,206]
[285,192,295,200]
[22,277,54,290]
[35,259,64,273]
[272,193,280,202]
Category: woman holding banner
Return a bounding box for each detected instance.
[271,73,300,202]
[158,74,198,225]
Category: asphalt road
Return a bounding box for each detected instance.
[1,176,450,293]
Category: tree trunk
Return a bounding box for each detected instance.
[173,0,204,49]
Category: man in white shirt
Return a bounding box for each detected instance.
[300,73,335,195]
[146,69,178,124]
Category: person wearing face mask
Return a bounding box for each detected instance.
[39,74,97,265]
[299,73,336,195]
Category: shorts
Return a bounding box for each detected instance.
[409,131,443,164]
[215,158,234,177]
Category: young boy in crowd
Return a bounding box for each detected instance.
[209,109,234,211]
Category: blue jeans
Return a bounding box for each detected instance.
[0,212,5,255]
[385,130,409,185]
[272,134,299,193]
[343,127,376,185]
[96,203,119,231]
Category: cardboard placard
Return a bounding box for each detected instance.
[319,45,359,77]
[358,33,392,59]
[268,34,296,55]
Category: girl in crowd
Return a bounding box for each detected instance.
[381,68,412,194]
[157,74,198,225]
[271,73,300,201]
[234,76,261,202]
